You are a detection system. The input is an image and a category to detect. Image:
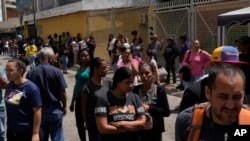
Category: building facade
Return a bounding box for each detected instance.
[23,0,249,61]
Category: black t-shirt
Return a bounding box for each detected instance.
[239,53,250,95]
[132,37,143,45]
[175,106,239,141]
[95,90,145,141]
[179,76,208,113]
[199,116,238,141]
[82,78,112,119]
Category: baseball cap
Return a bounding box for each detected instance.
[166,37,174,41]
[211,46,248,64]
[235,36,250,44]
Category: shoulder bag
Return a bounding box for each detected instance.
[179,50,191,82]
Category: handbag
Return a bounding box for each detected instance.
[144,112,153,130]
[179,50,191,82]
[138,85,157,130]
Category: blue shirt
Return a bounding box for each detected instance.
[5,80,42,132]
[26,62,67,106]
[0,67,7,110]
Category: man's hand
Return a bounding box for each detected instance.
[63,107,67,116]
[143,104,150,112]
[69,103,74,112]
[109,121,123,128]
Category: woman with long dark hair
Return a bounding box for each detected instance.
[110,39,122,72]
[94,67,146,141]
[133,63,170,141]
[107,34,115,58]
[70,49,91,141]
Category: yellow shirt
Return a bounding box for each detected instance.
[26,45,37,57]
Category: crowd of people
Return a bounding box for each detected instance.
[0,29,249,141]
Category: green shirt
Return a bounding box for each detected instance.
[73,68,90,97]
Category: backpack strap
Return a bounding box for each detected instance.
[188,103,250,141]
[186,50,191,63]
[239,106,250,125]
[187,102,209,141]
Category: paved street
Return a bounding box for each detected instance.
[0,55,184,141]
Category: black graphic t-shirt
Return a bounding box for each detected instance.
[95,90,145,141]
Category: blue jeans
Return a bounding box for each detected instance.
[184,74,204,90]
[40,106,64,141]
[61,55,68,72]
[0,110,5,141]
[112,63,117,72]
[28,54,36,69]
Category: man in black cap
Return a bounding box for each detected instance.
[176,35,190,90]
[163,37,179,84]
[236,36,250,102]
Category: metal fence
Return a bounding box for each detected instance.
[154,0,249,54]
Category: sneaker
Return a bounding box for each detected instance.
[63,71,69,74]
[176,85,182,89]
[174,105,180,111]
[74,64,80,68]
[179,86,184,90]
[176,85,184,90]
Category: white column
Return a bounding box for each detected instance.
[222,26,226,46]
[190,0,195,41]
[217,27,221,46]
[111,7,115,35]
[249,0,250,36]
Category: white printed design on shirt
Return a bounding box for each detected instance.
[5,90,24,105]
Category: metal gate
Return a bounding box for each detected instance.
[154,8,189,66]
[154,0,249,55]
[87,6,149,61]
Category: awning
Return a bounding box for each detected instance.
[218,6,250,27]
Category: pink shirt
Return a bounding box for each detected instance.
[117,59,138,70]
[182,50,211,75]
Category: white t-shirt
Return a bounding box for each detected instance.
[4,41,9,48]
[79,40,87,49]
[108,38,116,51]
[71,41,79,51]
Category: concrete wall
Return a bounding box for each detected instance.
[24,6,150,62]
[88,6,150,61]
[36,11,87,40]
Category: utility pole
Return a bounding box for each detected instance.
[33,0,37,39]
[18,0,24,36]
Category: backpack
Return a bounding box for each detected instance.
[188,102,250,141]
